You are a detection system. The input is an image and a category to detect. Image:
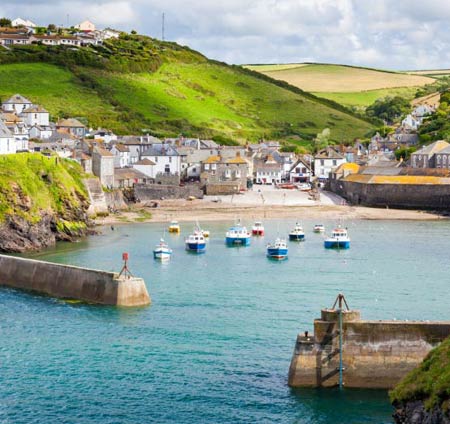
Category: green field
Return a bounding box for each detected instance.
[313,86,420,108]
[0,63,121,128]
[0,40,374,142]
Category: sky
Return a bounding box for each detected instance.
[1,0,449,70]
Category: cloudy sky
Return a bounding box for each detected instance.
[1,0,449,69]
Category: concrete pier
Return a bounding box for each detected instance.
[288,296,450,389]
[0,254,151,307]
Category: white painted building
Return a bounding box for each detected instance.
[110,144,130,168]
[75,20,96,32]
[314,147,346,180]
[11,18,37,28]
[29,125,53,140]
[141,145,181,175]
[21,105,49,126]
[2,94,34,114]
[132,158,156,178]
[0,120,17,154]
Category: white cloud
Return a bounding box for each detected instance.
[1,0,449,69]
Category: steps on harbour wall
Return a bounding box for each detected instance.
[83,178,108,215]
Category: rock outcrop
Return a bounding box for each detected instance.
[393,401,450,424]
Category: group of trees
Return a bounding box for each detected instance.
[365,96,411,123]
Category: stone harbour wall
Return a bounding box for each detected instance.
[288,309,450,389]
[134,184,203,201]
[0,254,150,307]
[329,179,450,209]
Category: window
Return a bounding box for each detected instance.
[332,160,337,166]
[437,155,441,165]
[193,167,196,173]
[320,160,324,166]
[169,157,172,163]
[205,164,210,170]
[165,164,170,173]
[155,157,158,162]
[236,169,241,178]
[211,164,217,170]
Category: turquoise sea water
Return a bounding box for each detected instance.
[1,219,450,423]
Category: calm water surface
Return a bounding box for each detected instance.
[1,219,450,423]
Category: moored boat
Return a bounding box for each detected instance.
[267,238,288,260]
[225,221,251,246]
[168,220,180,233]
[251,221,265,236]
[324,225,350,249]
[185,230,206,253]
[153,238,173,260]
[313,224,325,233]
[289,222,305,241]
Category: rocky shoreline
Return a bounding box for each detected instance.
[0,210,93,253]
[393,401,450,424]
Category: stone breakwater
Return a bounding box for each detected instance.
[0,254,150,307]
[288,305,450,389]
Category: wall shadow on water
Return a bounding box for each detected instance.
[289,387,393,424]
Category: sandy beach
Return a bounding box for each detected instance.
[95,186,445,225]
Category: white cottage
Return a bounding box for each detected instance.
[141,145,181,176]
[21,105,49,126]
[2,94,34,114]
[111,144,130,168]
[0,120,17,154]
[314,147,346,180]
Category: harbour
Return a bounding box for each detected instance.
[1,218,450,423]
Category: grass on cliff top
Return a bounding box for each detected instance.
[0,63,122,130]
[390,336,450,412]
[91,62,372,141]
[0,153,87,223]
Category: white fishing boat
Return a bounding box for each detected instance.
[153,238,173,260]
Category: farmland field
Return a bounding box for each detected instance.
[246,63,434,92]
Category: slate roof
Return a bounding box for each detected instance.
[22,105,48,113]
[412,140,449,156]
[315,147,344,160]
[57,118,86,128]
[3,94,33,105]
[141,145,179,156]
[0,120,13,138]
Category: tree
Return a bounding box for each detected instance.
[314,128,330,153]
[0,18,12,27]
[47,24,56,32]
[366,96,410,123]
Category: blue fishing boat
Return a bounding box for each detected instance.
[225,221,251,246]
[324,225,350,249]
[153,238,173,260]
[267,238,288,260]
[185,230,206,253]
[289,222,305,241]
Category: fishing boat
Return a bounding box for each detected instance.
[251,221,265,236]
[225,221,251,246]
[267,238,288,260]
[185,230,206,253]
[313,224,325,233]
[289,222,305,241]
[324,225,350,249]
[168,220,180,234]
[153,238,173,260]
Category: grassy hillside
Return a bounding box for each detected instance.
[0,153,87,225]
[390,336,450,413]
[246,63,435,108]
[0,38,373,143]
